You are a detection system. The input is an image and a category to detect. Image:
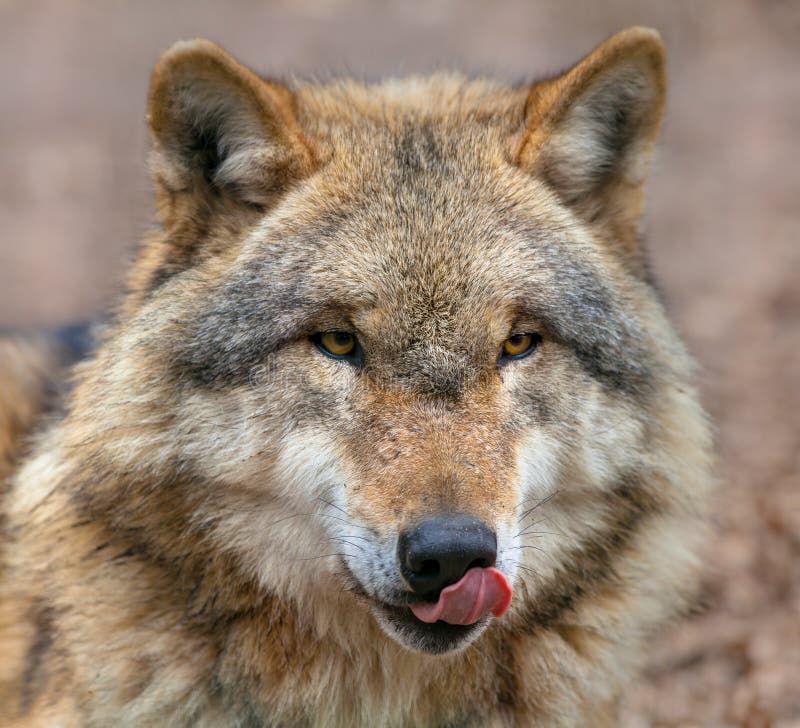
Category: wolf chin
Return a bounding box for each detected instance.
[0,27,713,727]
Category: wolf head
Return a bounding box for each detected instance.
[66,29,710,655]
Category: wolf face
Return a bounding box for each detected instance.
[0,29,717,726]
[51,28,704,663]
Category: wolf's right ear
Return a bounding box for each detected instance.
[147,39,316,215]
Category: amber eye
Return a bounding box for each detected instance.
[500,333,540,360]
[314,331,360,361]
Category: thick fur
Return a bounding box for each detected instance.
[0,28,713,727]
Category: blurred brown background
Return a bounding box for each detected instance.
[1,1,798,725]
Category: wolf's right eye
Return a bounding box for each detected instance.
[500,333,541,361]
[312,331,362,363]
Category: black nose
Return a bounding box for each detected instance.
[398,514,497,596]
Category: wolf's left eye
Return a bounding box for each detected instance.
[500,333,540,361]
[313,331,361,363]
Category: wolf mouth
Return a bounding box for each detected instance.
[375,599,487,655]
[339,555,507,653]
[338,562,486,653]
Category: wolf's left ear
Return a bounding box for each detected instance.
[517,27,665,262]
[147,39,316,213]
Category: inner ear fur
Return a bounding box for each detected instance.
[517,27,666,265]
[147,39,316,213]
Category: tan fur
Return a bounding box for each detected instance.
[0,337,67,483]
[1,28,713,727]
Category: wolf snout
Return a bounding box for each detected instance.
[398,513,497,596]
[397,514,512,626]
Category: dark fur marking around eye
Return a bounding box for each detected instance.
[169,255,319,388]
[167,205,365,389]
[508,226,654,396]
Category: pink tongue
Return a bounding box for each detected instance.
[409,567,512,626]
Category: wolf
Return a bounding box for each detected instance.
[0,27,713,726]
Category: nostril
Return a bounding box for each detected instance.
[418,559,440,577]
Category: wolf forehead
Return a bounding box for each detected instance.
[173,210,648,397]
[149,75,653,395]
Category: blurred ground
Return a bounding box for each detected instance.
[1,1,798,725]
